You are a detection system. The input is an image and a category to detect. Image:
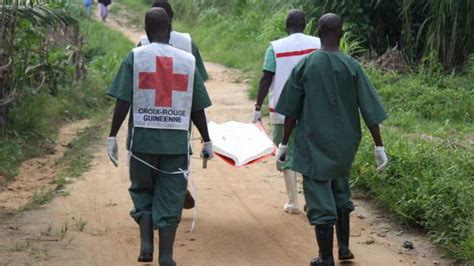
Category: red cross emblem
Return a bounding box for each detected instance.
[138,56,189,107]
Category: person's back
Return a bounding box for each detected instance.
[275,13,388,266]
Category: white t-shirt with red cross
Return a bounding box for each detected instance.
[269,33,321,124]
[132,42,195,131]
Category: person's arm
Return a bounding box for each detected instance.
[355,66,389,171]
[255,70,275,110]
[281,117,297,145]
[106,52,133,167]
[109,99,130,137]
[369,124,383,147]
[191,110,210,142]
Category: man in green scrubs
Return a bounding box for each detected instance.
[107,8,213,265]
[275,13,389,266]
[147,0,209,209]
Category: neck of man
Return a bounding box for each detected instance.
[287,28,304,35]
[320,37,340,51]
[148,33,170,44]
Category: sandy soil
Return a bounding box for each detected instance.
[0,11,452,266]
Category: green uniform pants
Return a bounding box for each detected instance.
[272,124,295,169]
[129,152,188,229]
[303,176,354,226]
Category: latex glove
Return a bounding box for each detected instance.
[201,141,214,160]
[375,146,388,172]
[276,144,288,163]
[107,137,118,167]
[252,110,262,123]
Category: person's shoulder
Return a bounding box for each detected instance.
[168,44,196,62]
[340,53,362,70]
[171,31,191,40]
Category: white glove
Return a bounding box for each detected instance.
[252,110,262,123]
[275,144,288,163]
[107,137,118,167]
[375,146,388,172]
[201,141,214,160]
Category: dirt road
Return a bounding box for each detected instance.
[0,13,450,266]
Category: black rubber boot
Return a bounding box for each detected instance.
[137,213,154,262]
[336,209,355,261]
[310,225,335,266]
[158,226,177,266]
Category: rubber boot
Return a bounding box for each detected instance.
[184,190,195,209]
[137,213,154,262]
[158,226,177,266]
[310,225,335,266]
[336,209,355,261]
[283,170,299,214]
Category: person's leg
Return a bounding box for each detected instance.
[332,176,355,261]
[129,152,157,262]
[153,155,188,266]
[99,3,106,21]
[303,176,336,266]
[273,124,299,213]
[104,4,108,20]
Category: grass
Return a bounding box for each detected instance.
[1,13,133,209]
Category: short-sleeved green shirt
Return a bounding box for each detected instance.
[262,45,276,73]
[276,51,388,181]
[191,41,209,81]
[108,50,212,155]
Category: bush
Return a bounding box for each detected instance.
[352,127,474,260]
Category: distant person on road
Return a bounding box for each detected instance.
[252,10,321,214]
[83,0,93,18]
[98,0,111,22]
[275,13,388,266]
[139,0,209,210]
[107,7,213,265]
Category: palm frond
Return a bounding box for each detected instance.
[1,4,77,28]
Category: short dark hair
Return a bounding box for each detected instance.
[152,0,173,19]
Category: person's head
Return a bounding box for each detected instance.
[145,7,171,43]
[152,0,174,22]
[317,13,343,47]
[286,10,306,34]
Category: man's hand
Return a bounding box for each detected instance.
[375,146,388,172]
[276,144,288,163]
[201,141,214,160]
[107,137,119,167]
[252,110,262,123]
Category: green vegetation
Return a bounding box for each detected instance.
[115,0,474,261]
[0,2,133,191]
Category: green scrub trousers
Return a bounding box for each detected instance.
[129,152,188,229]
[303,176,354,226]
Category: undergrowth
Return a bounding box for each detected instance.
[0,16,132,187]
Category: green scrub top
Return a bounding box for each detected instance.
[276,50,388,181]
[191,41,209,81]
[108,50,212,155]
[262,45,276,73]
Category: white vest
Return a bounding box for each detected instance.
[269,33,321,124]
[139,31,192,53]
[132,43,195,131]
